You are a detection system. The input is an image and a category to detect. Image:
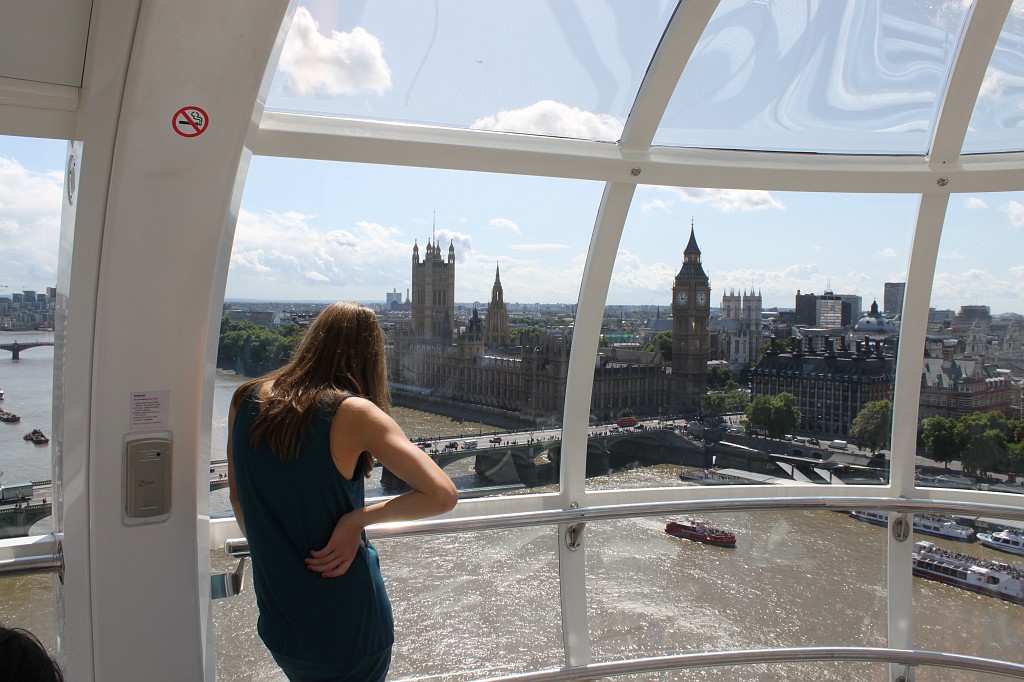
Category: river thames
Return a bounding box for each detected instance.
[3,333,1024,681]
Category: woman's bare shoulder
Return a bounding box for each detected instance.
[334,395,383,420]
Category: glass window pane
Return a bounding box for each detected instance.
[913,514,1024,681]
[963,0,1024,155]
[213,158,603,506]
[655,0,970,154]
[0,574,55,653]
[918,192,1023,490]
[213,528,561,681]
[0,134,65,652]
[587,511,886,680]
[587,189,914,491]
[266,0,675,141]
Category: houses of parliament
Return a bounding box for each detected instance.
[387,231,712,425]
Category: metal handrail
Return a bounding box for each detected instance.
[0,537,63,582]
[216,495,1024,556]
[366,495,1024,540]
[473,647,1024,681]
[11,495,1015,571]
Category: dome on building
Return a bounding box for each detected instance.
[853,300,897,335]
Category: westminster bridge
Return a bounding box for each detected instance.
[382,422,714,490]
[0,340,55,360]
[381,419,884,491]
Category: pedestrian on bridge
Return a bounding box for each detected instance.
[229,301,457,682]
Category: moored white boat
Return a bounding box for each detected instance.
[912,541,1024,605]
[978,529,1024,557]
[849,510,976,541]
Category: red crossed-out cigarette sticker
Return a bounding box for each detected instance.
[172,106,209,137]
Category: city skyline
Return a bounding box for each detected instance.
[2,131,1021,314]
[3,3,1024,312]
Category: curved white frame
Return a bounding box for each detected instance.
[1,0,1023,679]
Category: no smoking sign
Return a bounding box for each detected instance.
[172,106,209,137]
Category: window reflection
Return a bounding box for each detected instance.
[656,0,970,153]
[266,0,675,139]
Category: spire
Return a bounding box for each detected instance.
[683,225,700,255]
[494,261,501,283]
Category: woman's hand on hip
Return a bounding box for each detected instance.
[306,515,364,578]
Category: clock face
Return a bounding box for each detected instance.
[675,291,687,305]
[696,291,707,305]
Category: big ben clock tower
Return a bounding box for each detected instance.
[671,224,711,412]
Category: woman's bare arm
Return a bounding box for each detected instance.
[306,397,457,577]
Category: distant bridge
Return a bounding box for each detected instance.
[0,341,55,359]
[395,425,706,489]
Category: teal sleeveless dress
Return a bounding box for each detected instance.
[231,391,393,681]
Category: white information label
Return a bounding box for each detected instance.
[129,391,170,430]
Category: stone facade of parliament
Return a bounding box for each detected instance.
[387,232,714,424]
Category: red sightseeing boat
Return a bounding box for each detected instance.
[665,517,736,548]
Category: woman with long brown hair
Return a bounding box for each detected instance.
[228,301,457,682]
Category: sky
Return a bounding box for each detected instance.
[2,0,1023,314]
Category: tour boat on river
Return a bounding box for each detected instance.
[0,410,20,424]
[849,510,976,541]
[665,517,736,548]
[912,541,1024,605]
[977,529,1024,557]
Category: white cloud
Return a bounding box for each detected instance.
[470,100,623,140]
[488,217,522,235]
[0,156,63,289]
[608,250,678,298]
[458,251,587,304]
[658,186,785,213]
[939,251,966,260]
[277,7,392,96]
[1002,200,1024,228]
[979,68,1010,100]
[507,243,570,251]
[781,263,819,279]
[640,198,672,214]
[964,197,988,209]
[931,268,1024,311]
[879,248,897,258]
[228,211,412,297]
[434,228,473,255]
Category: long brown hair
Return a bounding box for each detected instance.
[231,301,390,476]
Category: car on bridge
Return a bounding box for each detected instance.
[463,441,478,450]
[489,437,502,443]
[444,441,459,450]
